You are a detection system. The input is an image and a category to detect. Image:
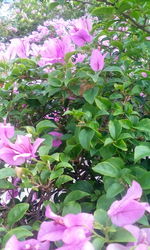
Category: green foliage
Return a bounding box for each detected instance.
[0,0,150,248]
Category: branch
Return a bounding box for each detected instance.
[97,0,150,34]
[74,0,150,34]
[73,0,97,5]
[122,12,150,34]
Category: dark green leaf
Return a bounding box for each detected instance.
[7,203,29,227]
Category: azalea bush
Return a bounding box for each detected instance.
[0,0,150,249]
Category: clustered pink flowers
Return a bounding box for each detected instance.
[0,119,44,166]
[0,16,106,72]
[4,181,150,249]
[5,206,94,250]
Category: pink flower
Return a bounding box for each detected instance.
[107,181,150,226]
[56,239,94,250]
[107,244,130,250]
[49,131,63,147]
[0,135,44,166]
[6,38,30,60]
[71,29,92,47]
[38,36,74,66]
[0,119,14,142]
[4,235,50,250]
[72,53,86,64]
[38,206,94,248]
[90,49,106,71]
[107,225,150,249]
[38,36,73,66]
[141,72,147,78]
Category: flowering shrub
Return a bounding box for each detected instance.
[0,0,150,249]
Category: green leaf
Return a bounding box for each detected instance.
[94,209,110,226]
[83,86,99,104]
[79,128,95,150]
[139,172,150,190]
[110,227,135,242]
[134,118,150,133]
[120,119,132,129]
[38,145,52,156]
[55,162,73,170]
[70,180,94,193]
[0,168,16,179]
[3,227,33,246]
[92,238,105,250]
[93,161,120,177]
[48,2,59,10]
[62,201,81,216]
[48,77,62,87]
[0,180,15,189]
[106,183,124,198]
[104,66,123,74]
[96,195,115,210]
[36,120,57,134]
[55,175,73,188]
[104,137,114,146]
[95,97,111,111]
[109,120,122,139]
[113,140,127,151]
[138,215,149,226]
[50,168,64,180]
[134,144,150,162]
[92,6,114,17]
[7,203,29,227]
[64,190,89,203]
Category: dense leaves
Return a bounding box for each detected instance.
[0,0,150,249]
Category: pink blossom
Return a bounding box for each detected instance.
[0,119,14,143]
[141,72,147,78]
[146,36,150,40]
[72,53,86,64]
[38,206,94,248]
[38,36,74,66]
[107,244,130,250]
[90,49,106,72]
[49,131,63,147]
[0,135,44,166]
[107,225,150,249]
[72,16,92,33]
[140,92,146,97]
[56,239,94,250]
[107,181,150,226]
[4,235,50,250]
[6,38,30,60]
[71,29,92,47]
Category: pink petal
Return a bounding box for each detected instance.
[45,206,62,221]
[4,235,20,250]
[108,200,145,226]
[62,227,86,244]
[0,147,26,165]
[71,29,92,47]
[134,244,149,250]
[56,240,94,250]
[90,49,105,71]
[32,138,45,155]
[64,213,94,230]
[107,244,130,250]
[38,221,65,242]
[124,181,142,200]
